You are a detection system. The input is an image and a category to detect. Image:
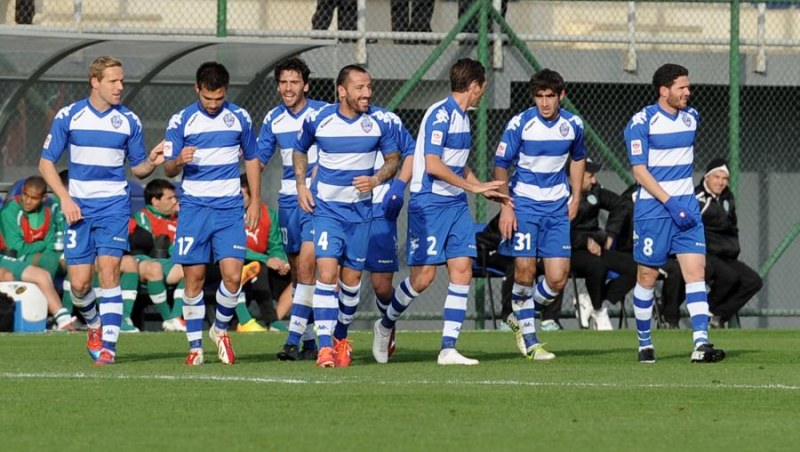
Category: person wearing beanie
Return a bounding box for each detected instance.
[696,159,762,327]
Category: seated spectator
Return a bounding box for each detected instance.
[662,159,762,328]
[0,176,75,330]
[540,159,637,330]
[130,179,186,332]
[222,175,292,332]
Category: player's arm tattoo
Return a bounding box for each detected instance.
[373,152,400,185]
[293,151,309,187]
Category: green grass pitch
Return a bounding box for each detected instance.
[1,329,798,451]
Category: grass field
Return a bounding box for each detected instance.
[1,328,799,451]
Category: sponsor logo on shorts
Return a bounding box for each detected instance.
[233,245,246,250]
[356,257,366,262]
[378,259,394,264]
[562,245,571,250]
[113,236,127,242]
[695,242,705,248]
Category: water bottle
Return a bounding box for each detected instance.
[54,231,65,251]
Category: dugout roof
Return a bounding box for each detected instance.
[0,31,326,185]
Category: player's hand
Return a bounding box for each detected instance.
[297,184,315,214]
[568,197,580,221]
[177,146,197,167]
[587,237,602,256]
[664,197,696,231]
[148,140,165,166]
[245,202,261,232]
[469,180,506,195]
[498,204,517,241]
[381,179,407,221]
[60,196,83,225]
[353,175,378,193]
[482,189,513,207]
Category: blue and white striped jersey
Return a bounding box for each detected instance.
[257,99,327,209]
[164,101,257,209]
[294,103,398,223]
[625,104,701,221]
[372,111,416,219]
[494,107,586,216]
[41,98,146,218]
[409,96,472,210]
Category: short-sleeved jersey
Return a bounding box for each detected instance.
[257,99,327,209]
[372,112,416,219]
[164,100,257,209]
[625,104,701,221]
[409,96,471,210]
[41,99,146,218]
[294,103,398,223]
[494,107,586,216]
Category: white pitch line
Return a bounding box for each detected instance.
[0,372,797,391]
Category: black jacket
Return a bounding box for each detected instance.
[695,182,740,260]
[571,183,631,250]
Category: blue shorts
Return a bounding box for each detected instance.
[633,216,705,267]
[173,205,246,265]
[65,215,128,265]
[279,205,314,255]
[498,212,571,258]
[406,203,476,266]
[365,217,399,273]
[313,216,370,271]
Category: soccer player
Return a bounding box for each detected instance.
[294,64,400,368]
[371,58,508,366]
[257,57,326,361]
[132,178,186,332]
[39,55,164,364]
[492,68,585,360]
[624,63,725,363]
[164,61,261,366]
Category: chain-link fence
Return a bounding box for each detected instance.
[1,1,799,328]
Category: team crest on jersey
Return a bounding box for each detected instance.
[681,112,692,127]
[111,115,123,129]
[587,194,597,205]
[361,117,373,133]
[723,200,730,212]
[431,130,443,146]
[224,113,235,128]
[559,122,570,137]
